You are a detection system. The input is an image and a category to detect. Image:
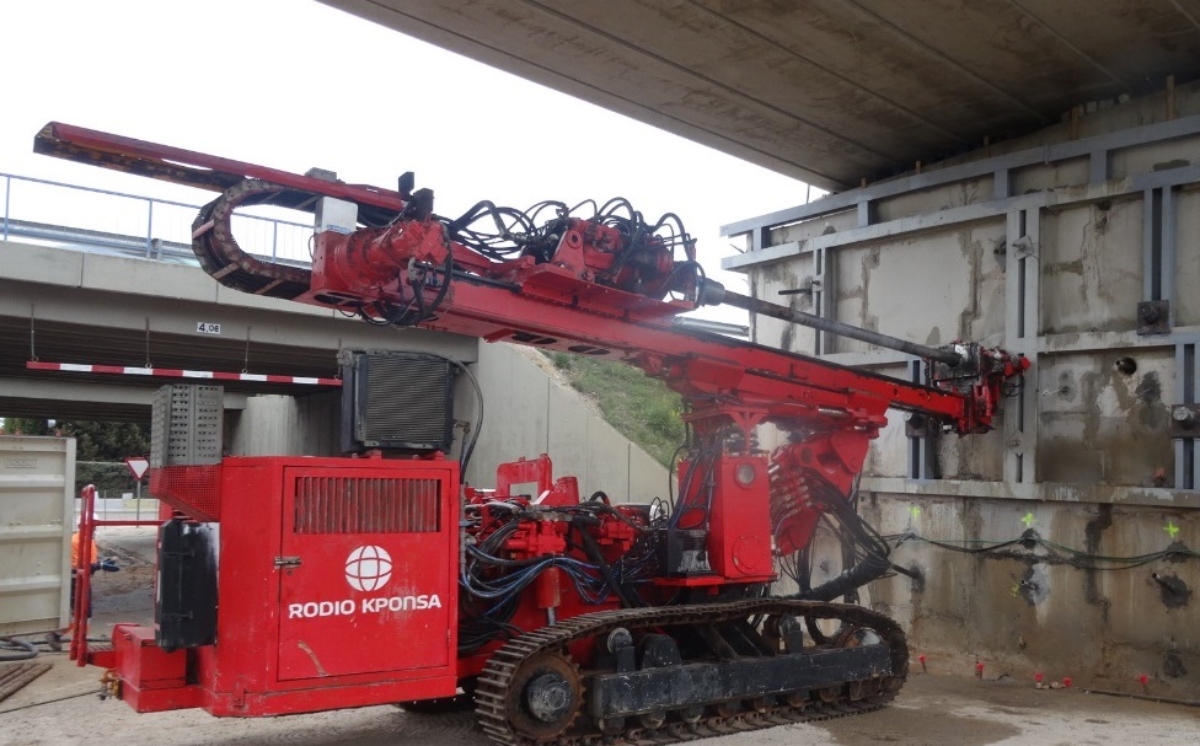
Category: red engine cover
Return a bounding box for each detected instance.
[118,455,461,717]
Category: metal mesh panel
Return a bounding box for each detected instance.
[149,465,222,521]
[293,476,440,534]
[150,385,223,467]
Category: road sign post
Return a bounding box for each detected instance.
[124,457,150,481]
[125,457,150,519]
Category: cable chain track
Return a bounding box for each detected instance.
[475,598,908,746]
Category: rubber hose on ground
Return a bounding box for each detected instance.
[0,637,39,661]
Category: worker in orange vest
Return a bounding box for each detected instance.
[72,529,98,569]
[47,528,117,651]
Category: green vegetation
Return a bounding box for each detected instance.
[3,418,150,461]
[3,419,150,494]
[549,352,684,467]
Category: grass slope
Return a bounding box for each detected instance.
[548,352,684,467]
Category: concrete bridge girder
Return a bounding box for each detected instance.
[0,241,475,421]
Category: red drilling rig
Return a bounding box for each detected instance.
[36,123,1027,743]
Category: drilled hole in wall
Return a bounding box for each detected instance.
[1114,356,1137,375]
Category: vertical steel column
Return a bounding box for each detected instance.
[1174,340,1198,490]
[1141,187,1177,331]
[857,199,874,228]
[907,358,935,480]
[993,168,1010,200]
[1144,189,1162,303]
[750,224,770,253]
[811,247,837,356]
[1142,191,1161,305]
[1164,187,1178,325]
[1004,207,1040,483]
[1089,149,1110,184]
[1149,187,1186,487]
[812,248,824,355]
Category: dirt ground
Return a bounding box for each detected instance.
[2,527,1196,746]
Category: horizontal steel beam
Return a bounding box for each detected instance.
[725,161,1200,271]
[812,329,1200,370]
[721,113,1200,238]
[862,477,1200,509]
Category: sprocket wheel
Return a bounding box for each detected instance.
[505,650,584,740]
[834,625,886,701]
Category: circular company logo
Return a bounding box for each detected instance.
[344,545,393,591]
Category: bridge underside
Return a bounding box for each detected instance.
[0,241,475,423]
[323,0,1200,190]
[0,315,341,422]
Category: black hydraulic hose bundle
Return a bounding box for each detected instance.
[795,551,893,603]
[790,475,894,604]
[572,516,640,609]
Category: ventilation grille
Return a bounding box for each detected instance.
[293,476,441,534]
[343,352,458,452]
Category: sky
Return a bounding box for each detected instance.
[0,0,813,322]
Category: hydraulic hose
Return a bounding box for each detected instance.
[0,637,39,661]
[793,551,893,603]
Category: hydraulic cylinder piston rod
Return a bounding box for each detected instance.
[709,285,964,367]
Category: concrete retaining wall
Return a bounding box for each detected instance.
[731,83,1200,695]
[466,342,670,502]
[228,341,671,503]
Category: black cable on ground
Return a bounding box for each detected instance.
[1082,688,1200,708]
[0,690,96,715]
[0,637,38,662]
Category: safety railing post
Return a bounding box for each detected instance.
[145,199,155,257]
[0,170,312,262]
[2,174,10,242]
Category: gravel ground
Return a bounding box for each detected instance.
[3,527,1196,746]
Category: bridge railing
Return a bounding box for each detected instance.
[1,172,314,264]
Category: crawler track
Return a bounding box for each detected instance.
[475,599,907,746]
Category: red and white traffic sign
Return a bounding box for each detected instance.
[125,457,150,480]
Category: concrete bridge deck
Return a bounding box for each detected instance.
[323,0,1200,189]
[0,239,475,422]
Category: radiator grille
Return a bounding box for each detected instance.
[341,352,458,452]
[293,476,441,534]
[361,355,454,447]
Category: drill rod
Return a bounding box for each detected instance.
[718,289,964,367]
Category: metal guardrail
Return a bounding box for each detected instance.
[1,171,314,264]
[1,171,754,338]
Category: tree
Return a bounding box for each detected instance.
[2,417,52,436]
[1,418,150,461]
